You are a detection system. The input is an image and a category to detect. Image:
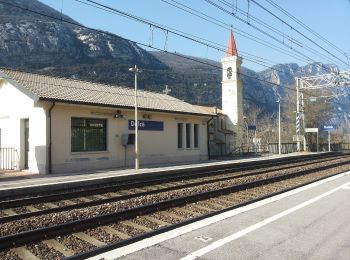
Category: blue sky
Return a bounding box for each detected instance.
[40,0,350,72]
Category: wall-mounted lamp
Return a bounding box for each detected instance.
[114,110,124,119]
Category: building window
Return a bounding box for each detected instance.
[71,118,107,152]
[186,123,191,148]
[194,124,199,148]
[177,123,183,148]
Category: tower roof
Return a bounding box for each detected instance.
[226,30,238,57]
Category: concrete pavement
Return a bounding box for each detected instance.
[92,172,350,260]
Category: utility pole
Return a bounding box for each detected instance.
[277,100,281,155]
[296,78,301,152]
[129,65,141,170]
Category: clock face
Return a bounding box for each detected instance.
[227,67,233,79]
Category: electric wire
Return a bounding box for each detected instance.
[216,0,343,68]
[209,0,342,70]
[249,0,350,68]
[77,0,292,73]
[0,0,314,99]
[161,0,312,64]
[264,0,349,58]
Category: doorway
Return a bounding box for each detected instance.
[24,119,29,169]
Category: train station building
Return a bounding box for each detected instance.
[0,31,243,174]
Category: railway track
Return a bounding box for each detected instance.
[0,152,349,259]
[0,153,344,223]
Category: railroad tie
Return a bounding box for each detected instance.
[11,247,40,260]
[93,195,107,200]
[191,204,214,212]
[62,200,76,206]
[107,192,123,197]
[73,232,106,247]
[118,190,134,195]
[142,216,170,227]
[2,209,17,216]
[44,202,59,209]
[78,197,93,203]
[160,211,186,221]
[154,184,169,189]
[120,220,153,232]
[100,226,130,240]
[204,201,226,209]
[211,197,233,205]
[42,239,74,257]
[132,188,147,193]
[26,206,40,212]
[175,207,201,216]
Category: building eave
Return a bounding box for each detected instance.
[0,71,39,102]
[39,97,217,117]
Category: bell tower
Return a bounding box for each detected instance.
[221,30,243,149]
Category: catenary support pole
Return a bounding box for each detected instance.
[129,65,141,170]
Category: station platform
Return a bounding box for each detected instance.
[91,170,350,260]
[0,152,318,198]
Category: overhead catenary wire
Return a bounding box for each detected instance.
[75,0,338,79]
[248,0,350,68]
[264,0,349,59]
[161,0,312,64]
[216,0,344,68]
[0,0,315,99]
[161,0,340,75]
[76,0,294,73]
[207,0,343,71]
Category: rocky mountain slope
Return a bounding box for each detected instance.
[0,0,346,122]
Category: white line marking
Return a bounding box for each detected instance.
[180,180,350,260]
[89,172,348,260]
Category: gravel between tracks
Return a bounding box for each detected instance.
[1,157,349,237]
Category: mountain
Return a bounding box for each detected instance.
[0,0,166,77]
[0,0,347,123]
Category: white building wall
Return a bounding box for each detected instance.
[0,81,48,173]
[221,56,243,150]
[51,104,209,174]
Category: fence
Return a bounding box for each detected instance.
[317,143,350,152]
[0,148,18,170]
[268,143,298,154]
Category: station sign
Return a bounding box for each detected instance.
[305,128,318,133]
[320,125,336,131]
[247,125,256,131]
[293,135,303,142]
[128,120,164,131]
[309,97,317,102]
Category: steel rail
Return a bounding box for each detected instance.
[0,152,340,208]
[0,158,349,252]
[69,168,347,260]
[0,153,345,223]
[0,154,344,223]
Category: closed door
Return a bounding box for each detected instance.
[24,119,29,169]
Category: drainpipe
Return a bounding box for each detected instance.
[48,102,55,174]
[207,116,214,160]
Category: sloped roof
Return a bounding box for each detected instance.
[193,105,222,115]
[0,68,215,116]
[226,30,238,57]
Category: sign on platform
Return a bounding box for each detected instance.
[247,125,256,131]
[309,97,317,102]
[128,120,164,131]
[293,135,303,142]
[320,125,336,131]
[253,138,261,144]
[305,128,319,133]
